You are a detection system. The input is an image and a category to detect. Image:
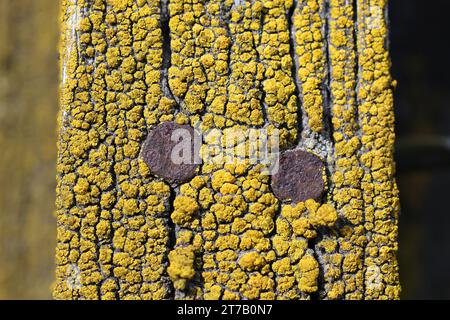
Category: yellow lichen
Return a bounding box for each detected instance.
[167,246,196,291]
[293,0,327,133]
[297,254,319,293]
[56,0,400,301]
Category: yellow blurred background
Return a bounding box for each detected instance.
[0,0,58,299]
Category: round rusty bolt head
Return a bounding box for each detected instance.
[142,122,200,184]
[271,149,325,203]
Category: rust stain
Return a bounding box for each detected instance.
[142,122,200,184]
[271,149,325,203]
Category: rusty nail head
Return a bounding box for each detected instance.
[142,122,200,184]
[271,149,325,203]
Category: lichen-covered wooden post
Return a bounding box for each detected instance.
[56,0,400,300]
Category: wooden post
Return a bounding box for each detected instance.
[56,0,400,299]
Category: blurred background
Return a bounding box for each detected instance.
[391,0,450,299]
[0,0,448,299]
[0,0,58,299]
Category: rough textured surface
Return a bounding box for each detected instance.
[0,0,58,299]
[271,149,325,203]
[142,122,199,184]
[56,0,400,300]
